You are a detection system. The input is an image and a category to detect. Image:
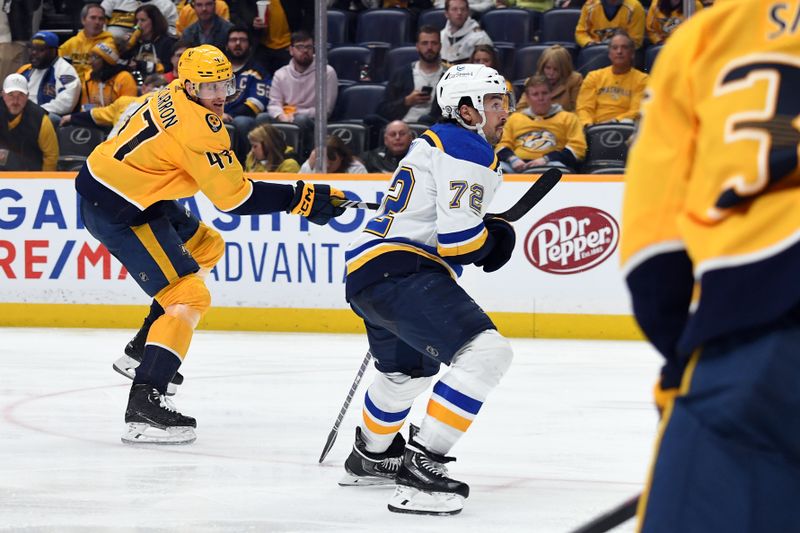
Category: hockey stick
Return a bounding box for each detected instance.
[569,494,640,533]
[318,350,373,463]
[487,167,562,222]
[333,198,381,210]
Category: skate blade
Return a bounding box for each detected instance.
[387,485,464,516]
[121,423,196,445]
[338,473,395,487]
[113,356,177,396]
[112,355,138,380]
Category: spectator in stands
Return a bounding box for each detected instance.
[250,0,314,76]
[517,45,583,112]
[440,0,493,64]
[181,0,233,50]
[470,44,512,92]
[300,134,367,174]
[382,0,434,20]
[576,30,647,127]
[494,0,554,13]
[18,31,81,122]
[0,73,58,171]
[264,31,337,140]
[376,25,446,125]
[363,120,413,173]
[436,0,497,18]
[61,73,167,135]
[575,0,645,49]
[101,0,178,42]
[121,4,177,78]
[80,42,138,111]
[245,123,300,173]
[496,74,585,173]
[176,0,229,37]
[59,4,115,83]
[163,40,190,83]
[223,27,271,160]
[0,0,36,82]
[646,0,703,45]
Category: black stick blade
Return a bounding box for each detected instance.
[490,168,562,222]
[318,429,339,464]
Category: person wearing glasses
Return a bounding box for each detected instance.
[263,31,338,151]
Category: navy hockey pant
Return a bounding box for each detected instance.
[640,312,800,532]
[349,270,496,378]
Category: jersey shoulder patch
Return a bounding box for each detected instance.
[423,122,498,170]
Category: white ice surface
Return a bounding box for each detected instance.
[0,328,662,533]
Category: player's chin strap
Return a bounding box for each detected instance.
[454,110,488,141]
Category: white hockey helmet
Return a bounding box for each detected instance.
[436,63,512,137]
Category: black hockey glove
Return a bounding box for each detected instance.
[474,216,516,273]
[288,180,346,225]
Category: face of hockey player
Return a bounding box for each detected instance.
[480,93,509,145]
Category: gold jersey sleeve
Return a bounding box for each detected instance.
[86,79,252,213]
[622,0,800,353]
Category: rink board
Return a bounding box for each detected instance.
[0,172,642,339]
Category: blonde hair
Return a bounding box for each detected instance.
[248,124,288,171]
[536,45,575,83]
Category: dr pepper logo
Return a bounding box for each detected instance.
[524,206,619,274]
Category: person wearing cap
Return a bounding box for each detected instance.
[59,3,115,82]
[79,41,138,111]
[17,31,82,120]
[0,73,59,171]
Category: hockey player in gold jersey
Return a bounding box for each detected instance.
[621,0,800,530]
[75,44,346,444]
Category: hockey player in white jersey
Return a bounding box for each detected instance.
[340,63,515,515]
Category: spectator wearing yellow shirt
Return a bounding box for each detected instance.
[175,0,229,37]
[576,31,648,127]
[251,0,313,75]
[645,0,703,45]
[575,0,645,48]
[497,75,586,173]
[59,3,115,82]
[245,123,301,173]
[80,42,138,111]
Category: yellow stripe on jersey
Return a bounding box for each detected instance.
[362,409,405,435]
[437,228,488,257]
[132,223,179,282]
[422,130,444,152]
[426,399,473,432]
[346,242,457,278]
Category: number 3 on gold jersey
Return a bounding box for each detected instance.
[711,55,800,219]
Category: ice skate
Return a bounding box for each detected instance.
[121,383,196,445]
[387,439,469,516]
[113,326,184,395]
[339,427,406,487]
